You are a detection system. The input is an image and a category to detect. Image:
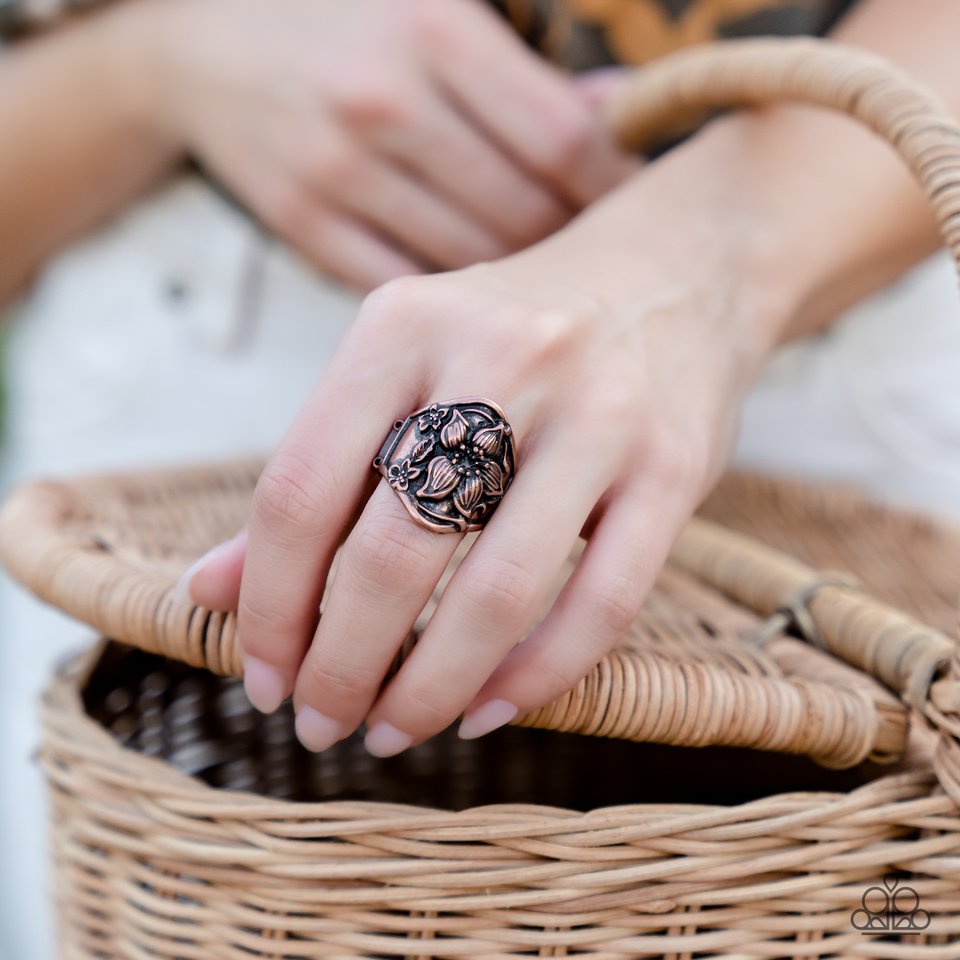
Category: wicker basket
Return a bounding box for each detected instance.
[3,37,960,959]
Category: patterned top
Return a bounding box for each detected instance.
[2,0,857,59]
[490,0,856,69]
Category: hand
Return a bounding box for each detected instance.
[187,133,789,755]
[138,0,636,290]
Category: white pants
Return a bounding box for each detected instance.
[3,176,959,960]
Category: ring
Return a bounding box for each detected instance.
[373,397,516,533]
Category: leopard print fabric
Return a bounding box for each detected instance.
[491,0,855,70]
[3,0,856,49]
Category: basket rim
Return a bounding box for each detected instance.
[44,641,944,832]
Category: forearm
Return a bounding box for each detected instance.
[704,0,960,340]
[0,3,179,306]
[578,0,960,351]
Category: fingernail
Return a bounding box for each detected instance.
[364,721,413,758]
[243,656,286,714]
[295,706,344,752]
[458,699,518,740]
[171,538,237,605]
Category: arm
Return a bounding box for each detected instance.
[0,7,177,304]
[0,0,634,307]
[676,0,959,340]
[189,0,960,755]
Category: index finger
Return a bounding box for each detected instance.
[237,318,424,712]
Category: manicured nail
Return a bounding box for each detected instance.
[243,656,286,714]
[295,706,344,752]
[171,537,238,605]
[458,699,518,740]
[364,721,413,758]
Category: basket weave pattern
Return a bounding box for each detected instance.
[36,471,960,958]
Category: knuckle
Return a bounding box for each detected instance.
[349,515,430,591]
[302,655,373,703]
[505,301,599,375]
[238,600,307,649]
[536,657,589,702]
[587,375,640,431]
[354,276,436,345]
[394,685,452,729]
[460,555,536,625]
[401,0,457,46]
[310,140,365,190]
[584,574,641,638]
[359,276,422,323]
[327,69,414,132]
[650,433,709,494]
[254,450,335,533]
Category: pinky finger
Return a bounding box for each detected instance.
[458,478,693,736]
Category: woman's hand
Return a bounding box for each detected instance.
[139,0,635,290]
[187,130,792,754]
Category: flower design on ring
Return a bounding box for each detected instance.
[417,403,448,433]
[416,408,510,520]
[387,458,420,492]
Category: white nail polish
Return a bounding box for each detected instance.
[170,532,244,605]
[296,706,343,752]
[458,699,518,740]
[243,657,287,714]
[364,721,413,758]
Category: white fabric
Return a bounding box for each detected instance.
[3,173,960,959]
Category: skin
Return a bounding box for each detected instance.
[0,0,633,303]
[187,0,960,757]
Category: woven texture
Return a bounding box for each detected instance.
[2,458,935,769]
[36,471,960,959]
[5,36,960,958]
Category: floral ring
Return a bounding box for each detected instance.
[373,398,516,533]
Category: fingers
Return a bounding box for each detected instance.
[273,199,426,293]
[433,1,637,207]
[460,474,694,735]
[328,149,511,270]
[358,429,616,755]
[291,482,461,751]
[236,324,426,713]
[203,134,425,292]
[373,95,572,249]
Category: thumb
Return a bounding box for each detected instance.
[175,528,248,611]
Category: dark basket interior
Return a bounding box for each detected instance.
[85,642,894,812]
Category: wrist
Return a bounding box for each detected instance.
[530,129,800,383]
[92,0,185,155]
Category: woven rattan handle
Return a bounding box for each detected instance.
[607,38,960,271]
[615,38,960,737]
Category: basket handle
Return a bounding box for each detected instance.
[606,38,960,274]
[612,38,960,750]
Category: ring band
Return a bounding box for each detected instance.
[373,397,516,533]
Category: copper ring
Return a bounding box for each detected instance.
[373,397,516,533]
